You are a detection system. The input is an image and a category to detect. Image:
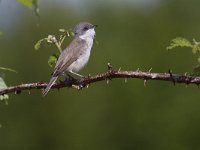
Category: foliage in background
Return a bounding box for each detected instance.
[0,32,2,36]
[0,77,8,103]
[16,0,39,16]
[167,37,200,75]
[2,0,200,149]
[34,28,74,67]
[0,67,17,73]
[0,67,17,102]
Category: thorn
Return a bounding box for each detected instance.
[107,63,113,71]
[125,78,127,83]
[136,68,140,72]
[87,74,91,79]
[118,67,121,71]
[28,90,31,94]
[144,80,147,87]
[79,84,83,90]
[168,69,175,86]
[15,90,21,94]
[106,79,109,84]
[184,72,187,76]
[86,84,89,88]
[148,68,152,73]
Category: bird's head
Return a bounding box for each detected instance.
[74,22,97,40]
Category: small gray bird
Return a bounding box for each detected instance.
[43,22,97,96]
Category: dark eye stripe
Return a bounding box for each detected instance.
[84,27,89,31]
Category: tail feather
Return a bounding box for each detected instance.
[43,76,58,96]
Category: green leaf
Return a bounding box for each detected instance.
[166,37,193,50]
[17,0,40,16]
[34,38,47,50]
[48,54,59,67]
[69,31,75,37]
[0,67,17,73]
[59,28,74,37]
[0,77,7,90]
[193,65,200,76]
[192,45,199,54]
[17,0,33,8]
[0,77,9,102]
[192,39,200,54]
[33,0,40,17]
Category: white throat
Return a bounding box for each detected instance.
[79,28,95,40]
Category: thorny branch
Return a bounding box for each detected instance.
[0,63,200,96]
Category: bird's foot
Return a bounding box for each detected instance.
[59,75,77,86]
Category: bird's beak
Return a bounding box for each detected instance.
[93,25,98,29]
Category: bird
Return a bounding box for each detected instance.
[43,22,97,96]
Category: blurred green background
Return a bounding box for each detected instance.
[1,0,200,149]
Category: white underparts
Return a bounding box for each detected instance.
[67,28,96,73]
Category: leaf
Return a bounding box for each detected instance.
[192,45,199,54]
[17,0,33,8]
[0,77,9,101]
[69,31,75,37]
[192,39,200,54]
[0,67,17,73]
[0,77,7,90]
[34,38,47,50]
[48,54,59,67]
[166,37,193,50]
[59,28,74,37]
[17,0,40,16]
[193,65,200,76]
[32,0,40,17]
[59,29,66,33]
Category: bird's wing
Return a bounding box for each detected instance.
[52,38,86,77]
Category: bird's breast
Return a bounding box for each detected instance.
[68,38,94,72]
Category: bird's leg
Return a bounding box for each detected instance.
[69,70,83,77]
[66,73,76,80]
[61,73,77,86]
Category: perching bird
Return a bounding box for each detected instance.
[43,22,97,96]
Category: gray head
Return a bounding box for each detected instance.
[74,22,97,37]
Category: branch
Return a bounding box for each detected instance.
[1,64,200,95]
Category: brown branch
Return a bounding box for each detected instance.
[0,64,200,95]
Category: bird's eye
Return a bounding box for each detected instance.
[83,27,89,31]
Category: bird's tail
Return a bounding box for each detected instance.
[43,76,58,96]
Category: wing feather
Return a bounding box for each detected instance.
[52,38,86,76]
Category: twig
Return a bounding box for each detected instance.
[0,64,200,95]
